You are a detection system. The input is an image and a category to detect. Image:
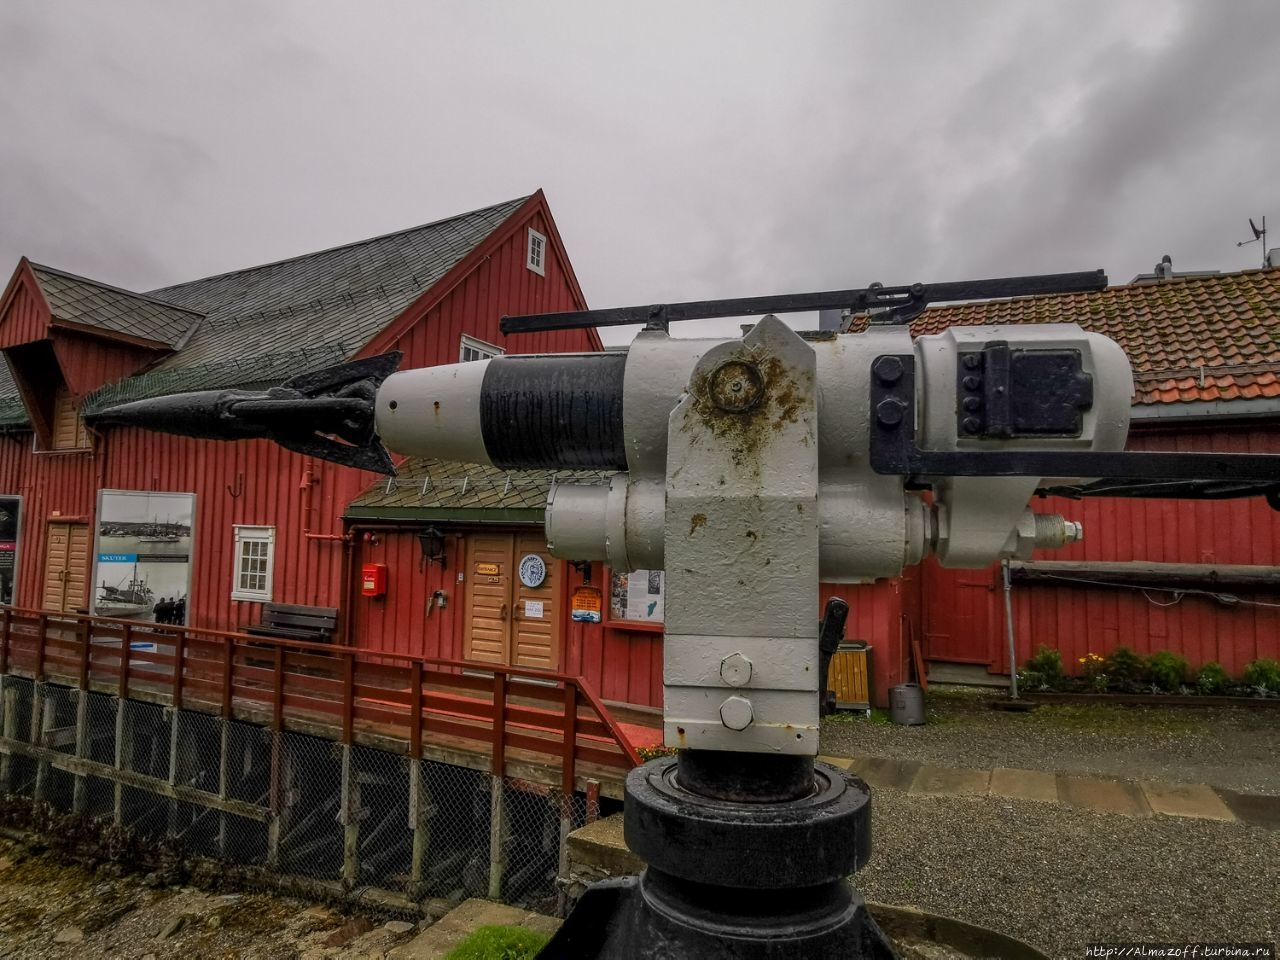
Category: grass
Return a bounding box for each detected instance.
[443,924,551,960]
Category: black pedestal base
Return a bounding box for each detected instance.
[538,871,896,959]
[538,755,897,960]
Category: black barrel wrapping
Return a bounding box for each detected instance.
[480,354,628,470]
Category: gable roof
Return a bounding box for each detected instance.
[144,196,528,373]
[28,264,204,349]
[0,195,534,427]
[346,457,612,522]
[848,268,1280,406]
[79,196,529,413]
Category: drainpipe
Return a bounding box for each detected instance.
[1002,559,1019,700]
[300,459,347,541]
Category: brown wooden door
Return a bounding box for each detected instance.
[510,531,561,670]
[463,533,514,664]
[42,521,89,613]
[463,531,562,670]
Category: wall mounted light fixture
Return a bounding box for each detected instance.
[418,526,448,570]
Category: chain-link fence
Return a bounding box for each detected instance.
[0,679,596,910]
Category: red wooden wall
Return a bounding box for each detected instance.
[921,420,1280,680]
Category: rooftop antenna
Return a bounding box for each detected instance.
[1236,215,1267,267]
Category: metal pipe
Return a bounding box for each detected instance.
[1002,560,1019,701]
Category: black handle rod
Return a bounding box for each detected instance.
[500,270,1108,334]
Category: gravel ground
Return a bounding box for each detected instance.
[820,689,1280,794]
[857,788,1280,960]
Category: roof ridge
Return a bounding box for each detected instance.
[28,262,207,318]
[146,194,532,296]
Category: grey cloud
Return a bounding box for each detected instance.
[0,0,1276,348]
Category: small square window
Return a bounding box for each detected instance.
[459,335,503,363]
[232,525,275,602]
[526,228,546,276]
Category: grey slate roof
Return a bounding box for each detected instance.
[29,264,203,349]
[144,196,528,375]
[2,196,530,427]
[346,457,612,521]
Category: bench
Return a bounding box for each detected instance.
[243,603,339,644]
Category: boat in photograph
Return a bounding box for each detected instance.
[96,576,156,620]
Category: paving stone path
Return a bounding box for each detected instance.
[818,753,1279,827]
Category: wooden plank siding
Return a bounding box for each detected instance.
[0,263,51,350]
[921,420,1280,681]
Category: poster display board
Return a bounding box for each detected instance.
[609,569,664,625]
[93,490,195,624]
[0,496,20,605]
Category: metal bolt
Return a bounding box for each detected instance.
[872,355,903,385]
[709,360,765,413]
[962,375,982,391]
[962,417,982,434]
[962,353,982,370]
[875,397,906,427]
[720,652,753,687]
[962,396,981,412]
[719,695,754,731]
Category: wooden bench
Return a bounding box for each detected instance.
[243,603,339,645]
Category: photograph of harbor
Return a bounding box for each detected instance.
[93,490,195,623]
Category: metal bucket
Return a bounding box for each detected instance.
[889,683,925,725]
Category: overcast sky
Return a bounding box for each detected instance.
[1,1,1277,345]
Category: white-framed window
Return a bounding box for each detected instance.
[232,525,275,602]
[459,334,504,363]
[526,228,546,276]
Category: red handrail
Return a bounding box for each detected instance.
[0,605,641,781]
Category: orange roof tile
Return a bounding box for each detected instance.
[849,268,1280,405]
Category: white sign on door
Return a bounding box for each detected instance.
[524,600,544,619]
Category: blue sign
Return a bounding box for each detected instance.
[98,553,137,563]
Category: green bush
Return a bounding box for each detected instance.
[1242,658,1280,694]
[1024,646,1065,689]
[1196,661,1231,695]
[444,925,551,960]
[636,743,677,762]
[1146,651,1189,692]
[1104,646,1147,687]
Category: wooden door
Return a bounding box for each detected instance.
[463,533,514,664]
[921,557,998,665]
[463,531,562,670]
[510,531,561,671]
[42,521,89,613]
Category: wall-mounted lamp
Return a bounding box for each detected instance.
[418,526,448,571]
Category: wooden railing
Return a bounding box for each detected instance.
[0,607,641,792]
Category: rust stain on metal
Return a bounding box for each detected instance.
[687,349,813,473]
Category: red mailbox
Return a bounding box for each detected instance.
[361,562,387,597]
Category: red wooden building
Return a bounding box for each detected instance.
[0,192,600,648]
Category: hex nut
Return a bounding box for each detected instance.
[720,652,753,687]
[709,360,765,413]
[872,355,904,385]
[719,695,754,731]
[875,397,906,427]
